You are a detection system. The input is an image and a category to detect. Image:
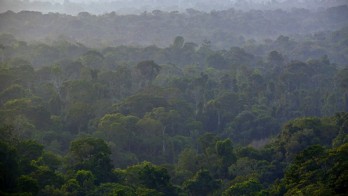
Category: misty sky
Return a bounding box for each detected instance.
[30,0,274,3]
[1,0,346,15]
[1,0,283,13]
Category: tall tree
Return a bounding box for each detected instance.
[67,137,113,183]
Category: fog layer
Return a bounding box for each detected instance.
[1,4,347,49]
[0,0,347,15]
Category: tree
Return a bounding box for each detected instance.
[267,50,284,66]
[0,66,15,92]
[183,169,220,196]
[31,165,64,190]
[203,92,241,132]
[92,183,136,196]
[278,117,338,161]
[17,175,39,195]
[216,139,236,178]
[144,107,183,157]
[61,179,82,195]
[2,97,51,132]
[136,60,161,87]
[75,170,95,193]
[135,118,164,161]
[280,144,348,195]
[17,140,44,174]
[284,145,326,190]
[174,148,200,185]
[123,162,176,195]
[65,101,94,134]
[97,113,140,167]
[333,112,348,147]
[144,107,182,136]
[172,36,185,49]
[113,93,168,117]
[138,162,170,191]
[61,80,99,103]
[0,141,19,193]
[67,137,113,183]
[7,59,35,89]
[326,143,348,194]
[223,178,262,196]
[98,65,133,99]
[37,151,62,171]
[79,50,104,69]
[206,53,229,69]
[0,84,28,105]
[176,148,199,174]
[336,68,348,112]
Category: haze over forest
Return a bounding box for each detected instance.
[1,0,348,49]
[0,0,348,195]
[1,0,348,15]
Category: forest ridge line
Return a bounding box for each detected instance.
[0,4,347,48]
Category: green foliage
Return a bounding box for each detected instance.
[114,93,168,117]
[216,139,236,164]
[326,143,348,194]
[75,170,95,193]
[17,140,44,174]
[278,143,348,195]
[227,110,279,144]
[0,9,347,195]
[80,50,104,69]
[183,169,221,196]
[17,140,44,162]
[333,112,348,147]
[172,36,185,49]
[91,183,136,196]
[0,84,29,104]
[216,139,237,178]
[284,145,326,189]
[135,60,162,88]
[37,151,62,171]
[278,117,338,160]
[122,161,177,195]
[223,178,262,196]
[138,164,170,191]
[0,141,18,192]
[68,137,113,183]
[31,165,64,189]
[176,148,199,174]
[135,187,163,196]
[17,175,39,195]
[61,178,82,195]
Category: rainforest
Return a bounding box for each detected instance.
[0,0,348,195]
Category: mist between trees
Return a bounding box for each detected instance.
[0,2,348,196]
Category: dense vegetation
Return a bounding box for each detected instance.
[1,5,348,48]
[1,4,348,196]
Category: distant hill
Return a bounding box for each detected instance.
[0,5,347,48]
